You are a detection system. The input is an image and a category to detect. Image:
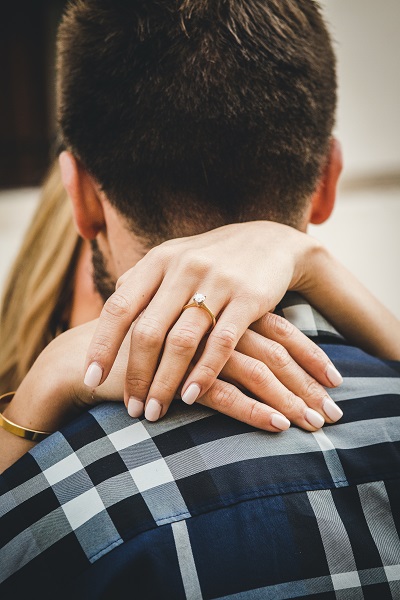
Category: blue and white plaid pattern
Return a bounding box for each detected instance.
[1,293,400,599]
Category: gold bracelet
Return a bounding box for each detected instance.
[0,392,52,442]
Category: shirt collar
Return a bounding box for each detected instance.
[276,292,345,342]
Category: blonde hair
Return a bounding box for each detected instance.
[0,160,81,394]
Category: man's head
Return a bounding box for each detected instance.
[57,0,341,293]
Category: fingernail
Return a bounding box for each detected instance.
[326,364,343,387]
[271,414,291,431]
[84,362,103,387]
[145,398,162,422]
[182,383,201,405]
[323,397,343,422]
[128,397,144,418]
[305,408,325,429]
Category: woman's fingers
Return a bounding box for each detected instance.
[221,342,342,430]
[179,298,261,407]
[237,328,343,423]
[197,378,291,432]
[251,312,343,388]
[126,290,226,420]
[83,253,165,387]
[130,303,339,428]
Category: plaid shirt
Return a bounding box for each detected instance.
[1,293,400,599]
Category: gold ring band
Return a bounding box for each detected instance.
[182,292,216,333]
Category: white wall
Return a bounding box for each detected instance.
[320,0,400,179]
[310,0,400,319]
[0,189,40,291]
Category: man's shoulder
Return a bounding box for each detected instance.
[1,340,399,596]
[2,341,400,521]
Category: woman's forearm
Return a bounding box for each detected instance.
[0,327,96,473]
[294,241,400,360]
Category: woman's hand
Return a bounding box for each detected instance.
[83,221,343,423]
[1,310,341,472]
[178,313,343,432]
[0,318,133,472]
[0,320,125,440]
[0,291,344,472]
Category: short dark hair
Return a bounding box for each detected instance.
[57,0,337,242]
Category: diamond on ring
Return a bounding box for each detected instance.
[181,293,216,332]
[193,292,206,305]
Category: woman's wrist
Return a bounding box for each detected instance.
[287,232,325,294]
[2,382,78,436]
[2,336,91,434]
[0,392,52,442]
[288,237,400,359]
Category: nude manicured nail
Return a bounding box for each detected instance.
[305,408,325,429]
[128,397,144,418]
[145,398,162,422]
[271,414,291,431]
[182,383,201,405]
[326,364,343,387]
[84,362,103,387]
[323,397,343,422]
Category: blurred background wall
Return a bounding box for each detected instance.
[0,0,399,317]
[309,0,400,319]
[0,0,65,188]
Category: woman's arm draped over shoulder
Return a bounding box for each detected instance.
[294,242,400,361]
[1,221,399,473]
[85,221,400,422]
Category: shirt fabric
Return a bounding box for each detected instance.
[1,293,400,599]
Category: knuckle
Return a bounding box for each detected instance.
[211,324,238,352]
[198,362,220,382]
[282,391,298,415]
[307,343,326,364]
[115,275,125,290]
[132,317,164,349]
[302,379,323,402]
[146,244,164,260]
[185,252,213,276]
[168,327,198,354]
[234,286,264,313]
[103,293,131,319]
[266,313,294,339]
[157,239,174,255]
[245,285,264,306]
[212,383,239,411]
[178,253,202,276]
[248,360,272,388]
[268,342,291,369]
[151,376,176,396]
[115,267,133,289]
[150,244,170,268]
[246,400,264,425]
[90,334,113,359]
[217,271,240,290]
[125,374,151,394]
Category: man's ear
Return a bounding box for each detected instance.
[310,138,343,225]
[59,151,105,239]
